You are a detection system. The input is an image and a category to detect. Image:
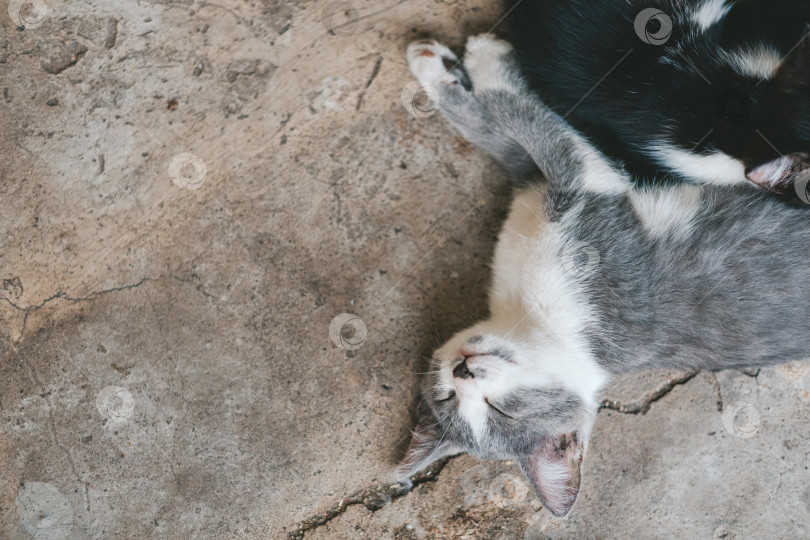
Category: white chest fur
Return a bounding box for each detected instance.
[487,188,608,408]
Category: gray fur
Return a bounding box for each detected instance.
[401,36,810,516]
[435,49,810,376]
[415,351,588,460]
[486,386,584,455]
[437,83,537,180]
[435,59,601,187]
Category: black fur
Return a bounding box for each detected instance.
[506,0,810,190]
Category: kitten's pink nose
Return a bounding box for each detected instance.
[453,358,474,379]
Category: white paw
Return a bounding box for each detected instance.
[407,39,464,87]
[463,33,523,94]
[465,33,513,60]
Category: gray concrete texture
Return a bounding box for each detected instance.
[0,0,808,538]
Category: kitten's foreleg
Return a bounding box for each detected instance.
[406,40,537,179]
[462,35,631,195]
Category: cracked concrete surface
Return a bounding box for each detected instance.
[1,1,808,538]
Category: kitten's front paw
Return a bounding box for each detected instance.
[407,39,471,89]
[464,33,525,94]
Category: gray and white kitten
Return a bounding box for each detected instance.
[398,34,810,518]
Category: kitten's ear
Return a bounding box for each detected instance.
[518,432,585,518]
[395,400,461,481]
[746,153,810,192]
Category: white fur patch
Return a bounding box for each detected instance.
[574,138,632,195]
[691,0,731,32]
[454,379,489,442]
[629,184,702,239]
[487,188,607,405]
[721,44,783,80]
[463,33,527,95]
[434,188,608,440]
[650,144,747,185]
[406,40,460,86]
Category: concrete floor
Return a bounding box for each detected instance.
[1,1,808,538]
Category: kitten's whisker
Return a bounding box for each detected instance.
[433,327,443,348]
[434,411,455,450]
[419,421,442,433]
[508,230,531,241]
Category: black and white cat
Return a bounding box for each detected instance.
[506,0,810,196]
[399,34,810,517]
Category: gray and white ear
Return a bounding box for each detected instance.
[395,400,461,481]
[746,153,810,192]
[518,431,586,518]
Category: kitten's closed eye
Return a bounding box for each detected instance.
[484,397,515,419]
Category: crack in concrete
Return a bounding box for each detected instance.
[2,275,181,311]
[286,457,452,540]
[22,356,92,513]
[709,372,724,412]
[290,370,708,537]
[7,272,214,516]
[598,369,700,414]
[355,55,383,111]
[1,274,210,341]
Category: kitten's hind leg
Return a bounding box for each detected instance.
[406,40,536,178]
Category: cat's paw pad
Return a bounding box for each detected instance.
[463,33,523,94]
[407,39,470,89]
